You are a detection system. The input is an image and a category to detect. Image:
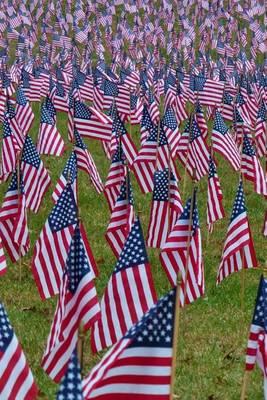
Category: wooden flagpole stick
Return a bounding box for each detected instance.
[170,171,197,400]
[241,370,249,400]
[240,124,246,312]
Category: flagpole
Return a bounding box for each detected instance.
[241,370,249,400]
[170,169,196,400]
[77,321,85,375]
[16,153,22,283]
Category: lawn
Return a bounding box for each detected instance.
[0,96,266,400]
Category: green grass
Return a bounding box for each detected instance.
[0,99,266,399]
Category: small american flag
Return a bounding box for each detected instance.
[32,184,78,299]
[52,152,77,204]
[255,102,266,159]
[15,86,34,135]
[212,110,241,171]
[207,155,225,232]
[21,136,51,213]
[37,102,65,156]
[91,218,157,353]
[160,189,204,306]
[83,289,175,399]
[189,74,224,106]
[104,143,126,211]
[1,116,17,178]
[0,170,29,263]
[245,275,267,399]
[56,350,83,400]
[216,179,257,284]
[241,134,267,196]
[147,168,183,249]
[0,302,38,399]
[42,223,100,382]
[105,172,134,258]
[162,107,181,160]
[74,129,103,194]
[74,100,112,142]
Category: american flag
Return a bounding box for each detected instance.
[21,136,51,213]
[83,289,175,399]
[104,143,126,212]
[1,116,17,178]
[179,117,209,181]
[175,90,188,124]
[6,100,24,150]
[56,350,83,400]
[255,102,266,159]
[129,93,143,125]
[0,170,29,263]
[105,172,134,258]
[189,74,224,106]
[147,168,183,249]
[52,152,77,204]
[207,155,225,232]
[162,107,181,159]
[0,302,38,399]
[111,111,138,167]
[133,126,158,194]
[221,91,234,121]
[241,134,267,196]
[74,129,103,194]
[212,110,241,171]
[160,189,204,306]
[140,103,155,146]
[37,103,65,156]
[15,86,34,135]
[74,100,112,142]
[195,101,208,139]
[146,88,160,124]
[245,275,267,399]
[91,218,157,353]
[42,223,100,382]
[216,179,257,284]
[102,80,130,116]
[53,82,69,113]
[31,184,78,300]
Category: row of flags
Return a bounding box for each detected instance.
[0,0,266,398]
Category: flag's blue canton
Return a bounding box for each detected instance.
[112,114,127,137]
[153,168,169,201]
[257,103,266,121]
[189,75,206,92]
[65,225,90,294]
[159,126,168,146]
[148,89,156,105]
[243,134,256,157]
[69,92,74,110]
[21,69,30,88]
[56,82,65,97]
[230,180,246,222]
[56,68,64,82]
[189,120,201,142]
[21,136,41,168]
[147,126,158,142]
[74,130,86,150]
[75,70,86,86]
[141,104,155,130]
[74,101,92,120]
[6,101,16,119]
[41,104,55,125]
[120,69,128,84]
[118,175,134,204]
[103,80,119,97]
[48,185,78,232]
[125,289,175,348]
[223,91,233,105]
[114,218,148,273]
[214,111,229,135]
[219,70,226,82]
[45,96,56,118]
[62,152,77,183]
[49,77,55,92]
[112,144,125,163]
[180,189,199,234]
[0,303,14,352]
[233,107,243,123]
[165,72,176,92]
[195,102,203,115]
[7,169,19,191]
[176,83,182,96]
[3,117,12,138]
[176,70,184,83]
[56,350,83,400]
[16,86,27,106]
[236,93,245,106]
[163,108,177,130]
[208,157,217,179]
[130,94,138,110]
[1,72,11,89]
[251,276,267,331]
